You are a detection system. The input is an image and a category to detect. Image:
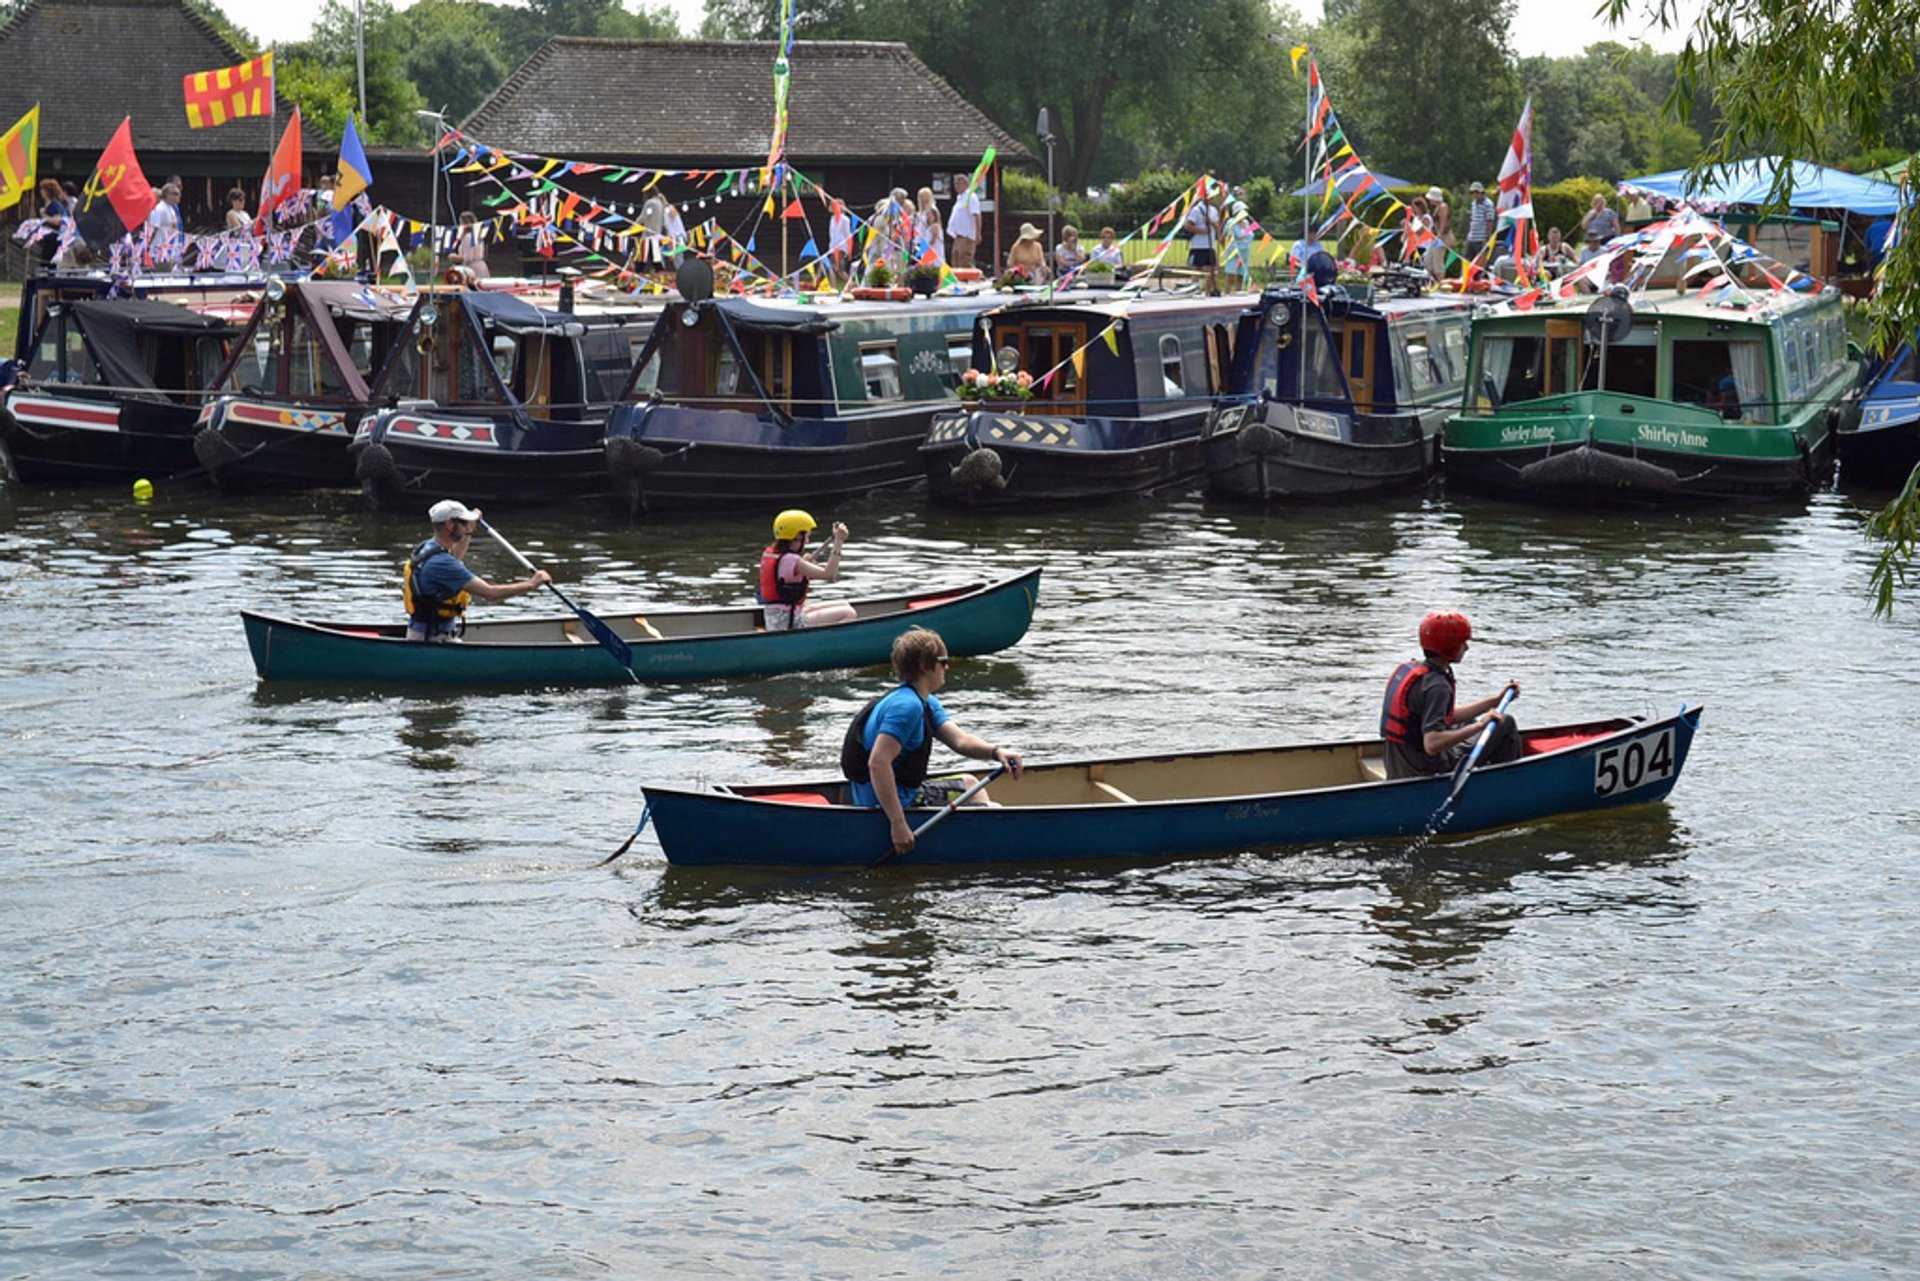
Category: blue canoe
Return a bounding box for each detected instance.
[641,706,1701,868]
[242,568,1041,685]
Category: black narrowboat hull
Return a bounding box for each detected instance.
[192,397,362,492]
[1836,412,1920,489]
[1203,400,1440,501]
[921,407,1209,507]
[0,391,207,485]
[602,402,935,516]
[352,409,615,510]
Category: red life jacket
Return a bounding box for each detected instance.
[756,544,808,606]
[1381,658,1455,747]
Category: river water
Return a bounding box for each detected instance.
[2,477,1916,1278]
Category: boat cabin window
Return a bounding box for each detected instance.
[860,342,902,401]
[947,337,974,384]
[1001,324,1084,403]
[1801,328,1820,392]
[1890,344,1919,385]
[29,313,94,383]
[628,334,659,395]
[1671,338,1769,421]
[1297,321,1345,400]
[1160,334,1184,397]
[1582,332,1657,398]
[1402,331,1447,395]
[579,328,637,401]
[1783,331,1803,399]
[1477,334,1574,406]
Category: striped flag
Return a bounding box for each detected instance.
[0,104,38,212]
[183,51,274,129]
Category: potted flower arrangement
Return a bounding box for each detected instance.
[995,264,1034,291]
[905,262,943,296]
[1083,259,1118,288]
[957,367,1035,404]
[851,261,912,301]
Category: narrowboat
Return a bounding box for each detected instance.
[920,293,1247,506]
[0,298,241,484]
[601,290,997,516]
[1837,341,1920,487]
[1441,210,1860,503]
[350,290,655,509]
[242,568,1039,685]
[639,704,1702,868]
[1203,286,1475,501]
[192,279,429,491]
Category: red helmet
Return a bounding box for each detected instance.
[1418,610,1472,656]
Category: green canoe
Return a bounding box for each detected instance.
[242,568,1041,686]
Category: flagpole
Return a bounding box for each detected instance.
[267,43,276,224]
[1300,58,1310,399]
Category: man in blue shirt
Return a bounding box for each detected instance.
[404,498,551,641]
[849,626,1022,858]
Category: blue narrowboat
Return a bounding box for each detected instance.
[601,291,997,516]
[350,290,656,509]
[1203,286,1475,501]
[1838,341,1920,486]
[920,293,1247,506]
[242,568,1040,686]
[640,705,1702,868]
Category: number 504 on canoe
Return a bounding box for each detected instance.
[1594,727,1676,798]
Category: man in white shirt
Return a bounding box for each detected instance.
[147,183,181,234]
[946,174,981,270]
[1184,190,1222,293]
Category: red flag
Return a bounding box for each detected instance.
[82,117,155,234]
[256,109,302,232]
[782,198,804,219]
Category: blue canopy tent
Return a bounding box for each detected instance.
[1291,169,1414,198]
[1621,158,1903,215]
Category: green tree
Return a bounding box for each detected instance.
[1606,0,1919,610]
[1324,0,1520,187]
[284,1,427,143]
[701,0,1271,193]
[389,0,511,122]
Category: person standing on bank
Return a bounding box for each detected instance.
[757,509,856,632]
[1463,181,1498,263]
[404,499,551,642]
[1380,610,1521,779]
[847,626,1024,857]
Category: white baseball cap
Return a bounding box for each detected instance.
[428,499,481,524]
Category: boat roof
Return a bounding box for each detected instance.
[1477,207,1839,324]
[1250,286,1475,321]
[985,290,1260,322]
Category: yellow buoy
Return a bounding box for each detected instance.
[132,478,154,501]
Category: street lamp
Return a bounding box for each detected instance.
[1035,107,1057,258]
[415,107,450,279]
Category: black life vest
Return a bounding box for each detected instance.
[1381,658,1455,747]
[841,687,936,787]
[403,539,471,629]
[756,544,809,606]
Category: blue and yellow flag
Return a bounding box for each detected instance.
[335,113,372,204]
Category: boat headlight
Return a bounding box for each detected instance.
[264,276,286,303]
[418,303,439,329]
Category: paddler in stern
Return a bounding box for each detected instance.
[403,499,551,641]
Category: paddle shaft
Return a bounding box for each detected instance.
[479,520,638,680]
[1441,685,1519,814]
[870,764,1008,870]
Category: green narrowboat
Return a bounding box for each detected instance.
[1442,210,1862,502]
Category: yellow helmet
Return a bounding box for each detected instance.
[772,509,817,541]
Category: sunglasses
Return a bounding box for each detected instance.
[935,656,952,669]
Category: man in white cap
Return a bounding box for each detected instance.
[1464,181,1497,263]
[403,499,551,641]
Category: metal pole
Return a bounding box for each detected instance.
[355,0,367,121]
[1045,137,1056,263]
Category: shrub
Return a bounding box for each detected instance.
[1533,177,1617,240]
[863,261,894,288]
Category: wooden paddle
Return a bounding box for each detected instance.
[869,764,1008,870]
[1429,685,1519,832]
[479,520,639,683]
